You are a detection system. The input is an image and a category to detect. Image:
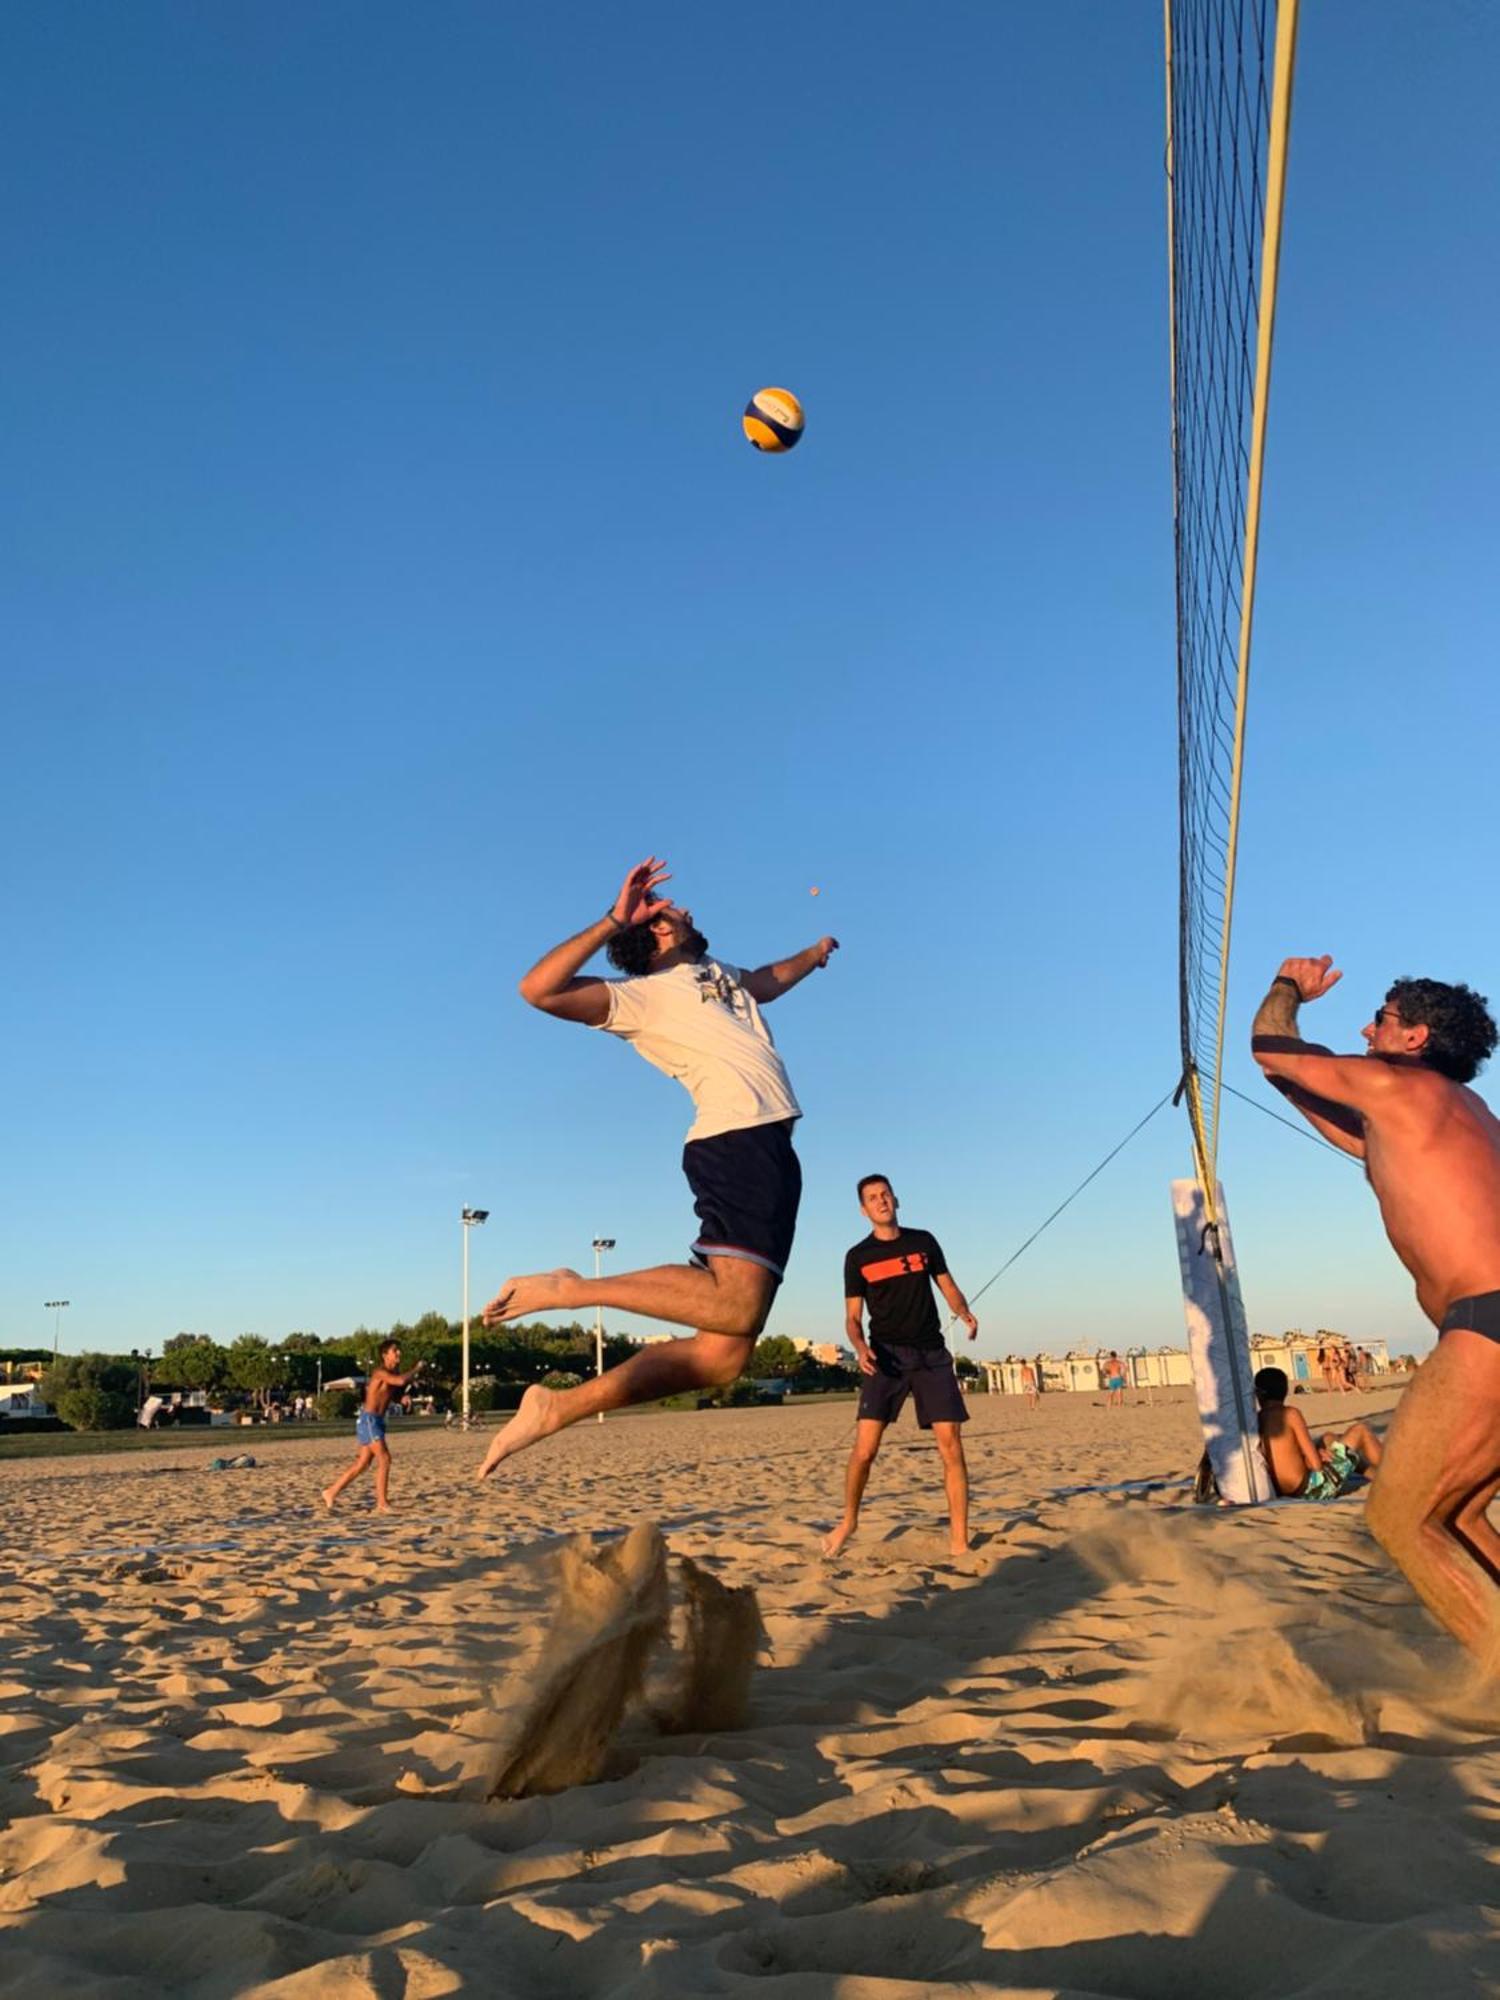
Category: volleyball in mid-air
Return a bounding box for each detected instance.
[742,387,804,453]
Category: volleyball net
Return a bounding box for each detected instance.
[1165,0,1300,1210]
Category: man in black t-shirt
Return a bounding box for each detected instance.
[822,1174,979,1558]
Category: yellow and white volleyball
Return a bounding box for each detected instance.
[809,886,821,896]
[742,387,804,453]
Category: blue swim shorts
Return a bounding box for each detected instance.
[355,1410,387,1447]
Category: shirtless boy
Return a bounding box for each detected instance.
[1252,956,1500,1660]
[475,857,836,1478]
[321,1340,423,1513]
[1253,1366,1383,1500]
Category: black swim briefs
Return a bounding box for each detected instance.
[1439,1291,1500,1345]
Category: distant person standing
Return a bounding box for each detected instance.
[1020,1358,1040,1410]
[822,1176,979,1559]
[320,1341,423,1514]
[1103,1350,1127,1409]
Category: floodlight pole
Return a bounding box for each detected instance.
[45,1301,69,1362]
[461,1208,490,1429]
[591,1238,615,1423]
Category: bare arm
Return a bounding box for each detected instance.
[518,858,672,1026]
[373,1364,423,1391]
[1267,1076,1367,1158]
[846,1295,876,1375]
[1250,956,1385,1146]
[935,1273,978,1340]
[1287,1408,1325,1479]
[742,936,839,1005]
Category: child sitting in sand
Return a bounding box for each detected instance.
[1254,1366,1383,1500]
[320,1340,423,1514]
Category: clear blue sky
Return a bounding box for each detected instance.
[5,2,1497,1362]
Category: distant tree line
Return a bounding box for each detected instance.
[21,1319,863,1430]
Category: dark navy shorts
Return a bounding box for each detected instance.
[858,1343,968,1428]
[683,1118,801,1282]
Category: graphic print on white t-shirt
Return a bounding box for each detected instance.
[594,958,802,1143]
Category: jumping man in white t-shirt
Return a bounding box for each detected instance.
[474,857,838,1477]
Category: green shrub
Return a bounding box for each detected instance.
[315,1388,359,1423]
[541,1371,583,1391]
[44,1353,139,1431]
[55,1385,136,1431]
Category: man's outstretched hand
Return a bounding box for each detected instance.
[813,935,840,968]
[612,857,673,928]
[1276,955,1342,1002]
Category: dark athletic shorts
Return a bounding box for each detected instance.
[684,1118,801,1283]
[858,1343,968,1428]
[1440,1291,1500,1344]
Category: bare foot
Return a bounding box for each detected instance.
[481,1269,583,1326]
[375,1503,392,1513]
[821,1518,858,1559]
[474,1385,562,1479]
[949,1532,971,1557]
[320,1487,337,1512]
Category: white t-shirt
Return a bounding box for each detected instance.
[594,957,802,1144]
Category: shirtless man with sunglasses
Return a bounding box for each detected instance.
[1252,955,1500,1663]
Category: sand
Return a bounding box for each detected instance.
[2,1385,1497,1997]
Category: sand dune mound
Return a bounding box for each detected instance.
[489,1522,670,1799]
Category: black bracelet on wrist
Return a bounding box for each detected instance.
[605,909,626,930]
[1272,975,1301,995]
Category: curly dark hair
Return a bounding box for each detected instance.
[1386,977,1498,1083]
[606,921,659,977]
[606,917,707,977]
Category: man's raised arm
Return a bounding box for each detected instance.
[742,936,840,1005]
[1250,955,1379,1156]
[518,857,671,1026]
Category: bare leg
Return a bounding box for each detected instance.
[1340,1419,1384,1468]
[933,1421,970,1553]
[321,1446,372,1511]
[1365,1329,1500,1663]
[821,1420,884,1557]
[373,1441,392,1511]
[475,1321,764,1480]
[1453,1473,1500,1580]
[484,1256,773,1337]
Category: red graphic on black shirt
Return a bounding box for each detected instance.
[861,1251,930,1285]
